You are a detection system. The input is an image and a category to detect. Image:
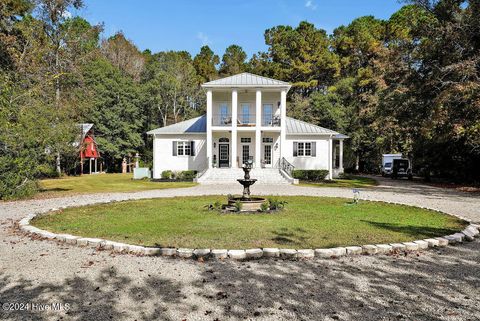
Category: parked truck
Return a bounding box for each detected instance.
[381,154,402,177]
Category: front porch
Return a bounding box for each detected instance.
[211,130,280,169]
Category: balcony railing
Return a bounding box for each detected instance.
[262,114,281,127]
[212,114,232,126]
[212,113,281,127]
[237,113,256,126]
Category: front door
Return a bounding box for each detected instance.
[219,144,229,168]
[242,145,250,166]
[263,144,272,167]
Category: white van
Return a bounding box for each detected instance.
[382,154,403,176]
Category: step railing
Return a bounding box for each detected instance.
[279,157,294,178]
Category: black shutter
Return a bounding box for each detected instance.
[311,142,316,157]
[173,141,177,156]
[293,142,298,157]
[190,141,195,156]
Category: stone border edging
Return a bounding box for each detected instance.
[17,201,480,261]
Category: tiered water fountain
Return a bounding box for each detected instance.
[227,159,266,212]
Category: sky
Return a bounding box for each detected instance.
[78,0,404,57]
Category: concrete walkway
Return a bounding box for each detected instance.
[0,178,479,320]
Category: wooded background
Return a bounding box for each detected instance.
[1,0,479,198]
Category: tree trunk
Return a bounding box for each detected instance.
[55,45,61,176]
[56,151,61,176]
[355,154,360,171]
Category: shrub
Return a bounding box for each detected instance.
[161,170,173,179]
[181,170,197,180]
[268,197,287,210]
[234,200,242,212]
[260,201,269,212]
[292,169,329,181]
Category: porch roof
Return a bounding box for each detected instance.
[147,115,207,135]
[147,114,348,138]
[202,72,291,89]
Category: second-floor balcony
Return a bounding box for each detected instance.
[212,113,281,127]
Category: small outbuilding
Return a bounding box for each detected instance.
[78,123,101,174]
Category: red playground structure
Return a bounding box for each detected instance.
[78,124,102,175]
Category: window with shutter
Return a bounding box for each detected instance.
[190,141,195,156]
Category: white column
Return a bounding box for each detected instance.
[152,135,158,177]
[339,139,344,172]
[206,90,213,168]
[231,89,238,168]
[328,137,333,180]
[280,89,287,160]
[333,141,337,169]
[255,89,262,168]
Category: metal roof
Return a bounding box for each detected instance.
[80,123,93,137]
[147,115,207,135]
[202,72,291,88]
[147,115,348,138]
[285,117,341,136]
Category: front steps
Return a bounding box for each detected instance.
[197,168,291,185]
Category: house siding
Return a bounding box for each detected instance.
[152,134,207,178]
[284,135,331,170]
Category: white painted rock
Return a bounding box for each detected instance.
[423,238,440,247]
[331,247,347,257]
[434,237,449,246]
[245,248,263,259]
[193,249,211,258]
[453,233,465,242]
[177,248,194,258]
[315,249,334,258]
[113,243,129,252]
[228,250,246,260]
[461,230,475,241]
[403,242,419,251]
[390,243,406,251]
[76,238,90,247]
[211,249,228,259]
[160,248,176,256]
[345,246,362,255]
[144,247,161,256]
[413,240,429,250]
[297,249,314,259]
[376,244,392,254]
[279,249,297,259]
[362,245,378,255]
[262,248,280,257]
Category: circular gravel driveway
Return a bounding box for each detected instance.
[0,177,479,320]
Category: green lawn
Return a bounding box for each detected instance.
[299,176,378,188]
[37,174,197,199]
[32,196,465,249]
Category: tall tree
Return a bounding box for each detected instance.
[262,21,340,94]
[101,31,145,81]
[219,44,247,76]
[81,58,144,171]
[193,45,219,83]
[142,51,202,128]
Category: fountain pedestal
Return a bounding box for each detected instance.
[227,160,266,212]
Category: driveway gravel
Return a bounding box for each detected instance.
[0,177,479,320]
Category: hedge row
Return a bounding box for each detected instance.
[161,170,197,180]
[292,169,329,181]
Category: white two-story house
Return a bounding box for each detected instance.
[148,73,347,183]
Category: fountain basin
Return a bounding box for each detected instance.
[228,197,267,212]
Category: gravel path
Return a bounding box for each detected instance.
[0,177,479,320]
